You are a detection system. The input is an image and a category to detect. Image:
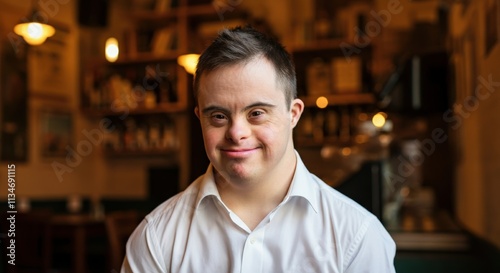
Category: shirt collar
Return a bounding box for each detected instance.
[284,151,319,213]
[195,151,319,213]
[195,164,221,208]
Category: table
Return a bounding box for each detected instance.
[48,214,106,273]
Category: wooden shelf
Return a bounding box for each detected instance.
[299,93,376,107]
[295,135,356,148]
[82,103,186,117]
[115,51,180,64]
[86,52,179,68]
[185,4,250,22]
[184,4,217,16]
[388,210,470,251]
[289,38,351,53]
[131,9,180,25]
[103,148,178,157]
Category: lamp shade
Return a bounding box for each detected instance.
[177,54,200,75]
[14,22,55,46]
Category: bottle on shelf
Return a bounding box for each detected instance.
[306,58,331,96]
[325,109,339,139]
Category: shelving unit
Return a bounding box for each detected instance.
[286,0,380,150]
[290,35,376,149]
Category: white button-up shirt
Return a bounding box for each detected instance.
[123,153,396,273]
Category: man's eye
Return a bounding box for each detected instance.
[250,110,264,117]
[211,113,227,120]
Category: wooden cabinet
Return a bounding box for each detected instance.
[81,50,186,156]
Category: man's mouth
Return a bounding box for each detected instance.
[220,148,259,158]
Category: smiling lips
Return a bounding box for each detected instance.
[220,148,259,158]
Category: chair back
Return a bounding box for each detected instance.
[105,210,140,272]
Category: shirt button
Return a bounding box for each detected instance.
[250,238,256,244]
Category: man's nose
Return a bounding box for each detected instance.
[225,117,251,143]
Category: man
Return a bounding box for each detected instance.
[123,26,396,273]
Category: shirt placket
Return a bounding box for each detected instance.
[240,228,265,273]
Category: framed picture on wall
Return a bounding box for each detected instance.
[39,109,73,157]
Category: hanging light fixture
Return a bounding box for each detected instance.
[13,2,56,46]
[177,54,200,75]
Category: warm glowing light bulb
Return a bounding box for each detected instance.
[14,22,55,45]
[27,23,43,38]
[105,37,119,62]
[341,147,352,156]
[177,54,200,74]
[372,112,387,128]
[316,96,328,108]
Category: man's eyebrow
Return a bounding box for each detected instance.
[201,102,276,115]
[201,106,229,115]
[243,102,276,111]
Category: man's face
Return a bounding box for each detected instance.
[195,57,303,184]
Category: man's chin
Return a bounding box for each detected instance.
[223,164,255,182]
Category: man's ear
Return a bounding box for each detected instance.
[290,98,304,128]
[194,106,200,119]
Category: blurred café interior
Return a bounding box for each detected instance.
[1,0,500,272]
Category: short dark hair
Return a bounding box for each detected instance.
[193,26,297,108]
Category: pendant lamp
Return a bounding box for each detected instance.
[14,3,55,46]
